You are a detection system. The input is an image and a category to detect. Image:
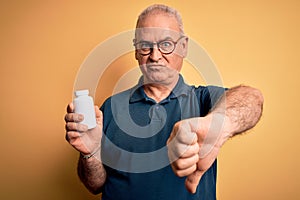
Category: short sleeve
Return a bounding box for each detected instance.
[196,85,226,116]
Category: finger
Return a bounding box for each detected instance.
[167,145,179,163]
[168,141,188,158]
[65,113,84,123]
[65,131,81,142]
[185,169,204,194]
[169,139,199,158]
[171,163,197,177]
[65,131,82,148]
[176,129,197,145]
[67,102,74,113]
[95,105,100,117]
[172,153,199,171]
[95,107,103,125]
[170,121,197,145]
[65,122,88,132]
[180,142,200,158]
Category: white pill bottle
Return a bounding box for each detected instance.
[73,89,97,129]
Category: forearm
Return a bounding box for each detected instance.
[77,154,107,194]
[211,85,264,136]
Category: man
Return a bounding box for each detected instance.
[65,4,263,200]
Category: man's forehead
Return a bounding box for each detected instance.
[135,27,181,41]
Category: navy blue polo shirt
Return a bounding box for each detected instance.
[100,75,225,200]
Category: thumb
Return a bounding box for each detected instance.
[94,106,103,126]
[185,169,204,194]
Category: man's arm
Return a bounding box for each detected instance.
[167,85,264,193]
[65,103,106,194]
[212,85,264,136]
[77,154,106,194]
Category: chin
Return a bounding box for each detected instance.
[145,75,173,86]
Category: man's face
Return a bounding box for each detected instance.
[135,14,188,86]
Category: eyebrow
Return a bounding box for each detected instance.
[138,36,174,43]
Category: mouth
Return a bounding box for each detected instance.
[146,64,165,69]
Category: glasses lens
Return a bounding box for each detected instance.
[136,42,151,55]
[135,38,180,55]
[159,41,175,54]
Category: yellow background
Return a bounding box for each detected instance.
[1,0,299,199]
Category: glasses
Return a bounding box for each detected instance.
[134,36,186,56]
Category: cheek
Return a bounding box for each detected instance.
[167,55,183,71]
[136,55,148,65]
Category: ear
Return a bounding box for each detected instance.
[133,38,138,60]
[135,50,138,60]
[181,37,189,58]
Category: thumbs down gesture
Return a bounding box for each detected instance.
[167,114,231,193]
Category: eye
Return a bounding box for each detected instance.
[139,42,152,49]
[159,41,173,49]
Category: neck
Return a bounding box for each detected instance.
[143,76,179,103]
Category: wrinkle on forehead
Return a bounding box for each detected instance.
[135,27,182,42]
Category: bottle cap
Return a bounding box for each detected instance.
[74,89,89,97]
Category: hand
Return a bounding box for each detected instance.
[167,114,231,193]
[64,102,103,159]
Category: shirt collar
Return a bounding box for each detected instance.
[129,74,191,103]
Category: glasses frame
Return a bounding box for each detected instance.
[134,35,186,56]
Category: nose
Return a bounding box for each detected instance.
[149,46,162,62]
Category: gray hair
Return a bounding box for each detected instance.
[136,4,184,34]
